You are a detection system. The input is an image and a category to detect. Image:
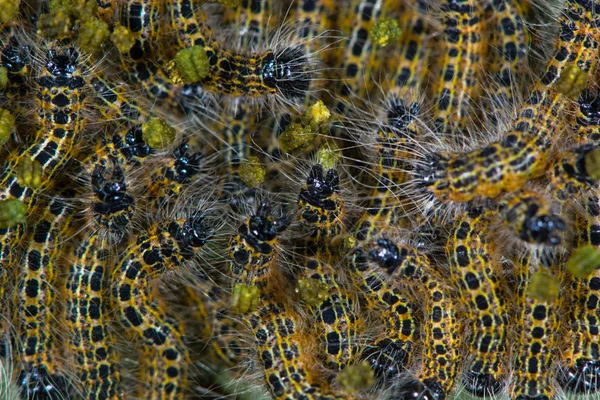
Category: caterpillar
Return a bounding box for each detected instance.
[415,0,599,205]
[16,194,75,399]
[510,252,559,400]
[349,239,416,381]
[248,299,349,400]
[446,208,508,397]
[111,214,212,399]
[296,256,362,370]
[65,231,120,400]
[0,40,88,206]
[431,0,485,134]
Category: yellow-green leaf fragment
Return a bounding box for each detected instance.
[0,108,15,144]
[337,361,374,392]
[566,245,600,278]
[174,46,210,83]
[16,157,43,189]
[231,283,260,313]
[295,278,330,305]
[78,18,110,53]
[239,156,266,188]
[0,0,19,25]
[110,24,137,54]
[142,118,176,149]
[371,19,402,47]
[0,199,27,228]
[528,272,560,302]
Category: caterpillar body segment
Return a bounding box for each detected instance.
[297,257,362,370]
[228,203,288,290]
[297,164,346,244]
[355,98,420,242]
[419,86,567,204]
[295,0,324,52]
[235,0,274,48]
[16,195,75,399]
[349,243,416,380]
[248,300,351,400]
[389,3,431,94]
[547,146,600,203]
[118,41,177,106]
[485,0,530,105]
[446,208,508,397]
[511,253,558,400]
[78,137,137,244]
[498,190,566,246]
[201,284,249,366]
[575,89,600,145]
[559,199,600,393]
[217,103,255,203]
[0,41,87,206]
[90,76,149,126]
[111,216,212,399]
[357,238,462,399]
[335,0,383,113]
[143,138,204,213]
[417,0,600,205]
[431,0,486,133]
[120,0,163,46]
[66,232,121,400]
[0,24,32,118]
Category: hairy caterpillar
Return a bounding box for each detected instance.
[415,0,599,205]
[447,208,508,397]
[65,231,121,400]
[16,194,75,399]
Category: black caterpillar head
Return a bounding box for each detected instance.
[169,141,202,184]
[114,125,152,160]
[368,238,403,275]
[92,162,134,217]
[387,97,419,132]
[462,371,503,398]
[46,47,79,78]
[1,36,29,74]
[394,378,445,400]
[579,89,600,125]
[298,164,340,209]
[557,359,600,394]
[262,47,311,99]
[522,206,566,246]
[169,213,213,258]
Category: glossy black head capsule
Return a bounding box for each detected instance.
[237,203,289,254]
[463,371,503,398]
[169,213,213,258]
[18,368,70,400]
[558,359,600,394]
[167,141,202,184]
[41,47,84,89]
[387,98,420,132]
[362,339,408,381]
[298,164,340,209]
[393,378,445,400]
[91,163,134,217]
[262,47,311,99]
[114,125,152,161]
[579,89,600,125]
[522,205,566,246]
[368,238,403,275]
